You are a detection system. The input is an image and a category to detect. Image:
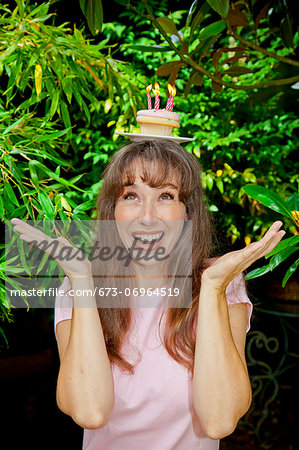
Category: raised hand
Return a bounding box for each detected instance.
[201,221,286,292]
[10,218,92,279]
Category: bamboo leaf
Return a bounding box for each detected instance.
[29,161,40,190]
[4,183,20,207]
[17,238,31,276]
[80,0,103,35]
[50,90,60,118]
[34,64,42,97]
[73,200,95,213]
[30,161,86,192]
[37,191,56,219]
[60,100,72,130]
[35,128,70,142]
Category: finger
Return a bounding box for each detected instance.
[227,222,285,269]
[236,229,286,271]
[252,221,285,256]
[258,229,286,258]
[12,220,53,243]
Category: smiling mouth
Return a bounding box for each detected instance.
[132,232,164,246]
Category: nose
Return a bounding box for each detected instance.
[138,199,158,225]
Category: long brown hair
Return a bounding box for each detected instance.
[94,140,219,373]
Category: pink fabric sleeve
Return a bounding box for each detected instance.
[225,272,253,333]
[54,277,73,340]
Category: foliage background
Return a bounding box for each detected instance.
[1,0,298,330]
[0,1,298,449]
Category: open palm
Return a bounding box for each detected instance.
[11,218,92,279]
[202,221,286,292]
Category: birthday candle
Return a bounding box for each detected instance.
[153,82,160,110]
[169,86,176,112]
[146,84,152,110]
[166,83,173,111]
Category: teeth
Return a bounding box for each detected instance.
[133,232,163,242]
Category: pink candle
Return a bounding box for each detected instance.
[170,97,174,112]
[153,82,160,110]
[165,83,173,111]
[146,84,152,109]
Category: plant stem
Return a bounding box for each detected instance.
[142,0,299,91]
[232,32,299,68]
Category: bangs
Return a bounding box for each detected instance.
[103,140,198,204]
[122,158,181,191]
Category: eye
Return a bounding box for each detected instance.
[160,192,174,200]
[123,191,137,200]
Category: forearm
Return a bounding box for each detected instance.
[193,283,251,439]
[57,276,114,428]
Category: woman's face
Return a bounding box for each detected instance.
[114,161,188,266]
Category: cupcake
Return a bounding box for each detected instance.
[136,109,180,136]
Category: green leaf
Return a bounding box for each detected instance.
[245,264,272,280]
[207,0,229,17]
[2,116,25,136]
[190,2,210,40]
[17,238,31,276]
[0,195,4,218]
[60,100,72,131]
[62,77,73,104]
[16,0,25,17]
[29,161,39,190]
[157,17,178,35]
[37,191,56,219]
[268,246,299,271]
[198,21,226,40]
[73,200,95,213]
[186,0,198,27]
[265,236,299,259]
[36,251,51,275]
[4,183,20,207]
[286,193,299,210]
[282,258,299,287]
[242,185,293,219]
[30,161,86,192]
[50,90,60,118]
[86,0,103,35]
[216,179,224,194]
[35,128,70,142]
[79,0,88,16]
[206,174,214,190]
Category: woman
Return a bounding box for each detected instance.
[11,140,285,449]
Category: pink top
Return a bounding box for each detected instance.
[54,273,253,450]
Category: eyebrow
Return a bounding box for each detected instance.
[124,183,178,190]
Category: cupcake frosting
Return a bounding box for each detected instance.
[137,109,180,121]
